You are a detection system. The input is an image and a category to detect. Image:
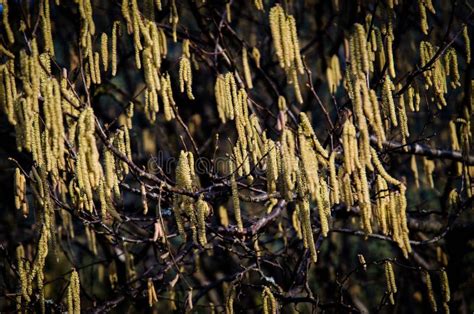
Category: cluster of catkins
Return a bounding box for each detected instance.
[0,0,470,312]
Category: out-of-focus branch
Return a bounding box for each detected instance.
[370,135,474,165]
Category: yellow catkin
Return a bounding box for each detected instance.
[170,0,179,42]
[423,157,435,188]
[327,55,342,93]
[179,56,194,99]
[262,287,278,314]
[419,0,429,35]
[288,16,304,74]
[16,245,30,303]
[446,49,460,88]
[269,4,304,102]
[269,6,283,66]
[370,89,386,145]
[196,196,209,246]
[2,0,14,43]
[383,76,398,127]
[291,68,303,104]
[154,0,162,10]
[93,52,101,84]
[397,87,409,143]
[242,47,253,89]
[440,269,450,303]
[229,160,243,231]
[68,269,81,314]
[318,177,331,236]
[161,73,176,121]
[407,86,415,111]
[385,261,397,305]
[218,205,229,227]
[100,32,109,72]
[254,0,264,11]
[359,166,372,234]
[0,43,14,58]
[111,21,119,76]
[14,168,28,216]
[424,271,437,312]
[411,155,420,188]
[173,151,195,238]
[252,47,261,68]
[463,25,471,64]
[147,278,158,307]
[266,139,278,193]
[298,130,318,196]
[354,23,369,74]
[225,284,236,314]
[299,112,328,159]
[300,197,318,262]
[342,121,356,174]
[371,148,402,186]
[329,151,340,204]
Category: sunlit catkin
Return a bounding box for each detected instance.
[424,271,437,312]
[262,287,278,314]
[440,269,450,304]
[14,168,28,216]
[67,269,81,314]
[100,32,109,72]
[179,55,194,99]
[111,21,120,76]
[266,139,278,193]
[196,196,209,246]
[327,55,342,93]
[252,47,261,68]
[397,87,409,142]
[371,148,402,187]
[385,261,397,305]
[300,197,318,262]
[161,73,176,121]
[419,0,429,35]
[423,157,435,188]
[147,278,158,307]
[16,245,30,303]
[342,121,357,174]
[269,4,304,101]
[242,47,253,89]
[329,151,340,204]
[1,0,14,44]
[463,25,471,64]
[410,155,420,188]
[229,160,243,231]
[383,76,398,127]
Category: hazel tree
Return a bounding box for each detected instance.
[0,0,473,312]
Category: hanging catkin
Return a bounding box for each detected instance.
[269,5,304,102]
[67,269,81,314]
[262,287,278,314]
[179,39,195,99]
[14,168,28,217]
[229,159,243,231]
[242,47,253,89]
[1,0,14,44]
[424,271,437,312]
[419,0,429,34]
[147,278,158,307]
[463,25,471,64]
[385,261,397,305]
[111,21,120,76]
[440,269,450,309]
